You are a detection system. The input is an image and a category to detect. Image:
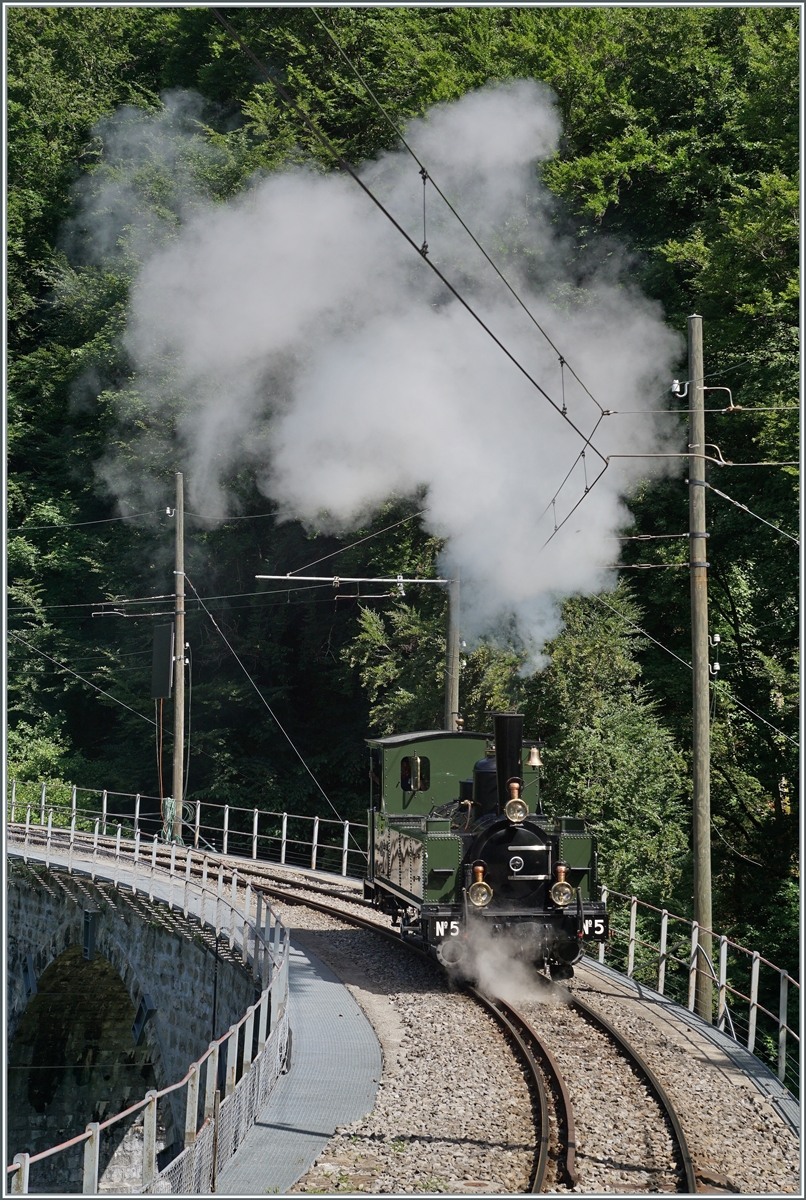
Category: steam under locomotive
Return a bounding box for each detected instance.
[363,713,608,980]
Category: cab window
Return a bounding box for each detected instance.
[401,755,430,792]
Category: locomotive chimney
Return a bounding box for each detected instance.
[492,712,524,815]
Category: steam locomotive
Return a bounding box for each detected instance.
[363,713,608,980]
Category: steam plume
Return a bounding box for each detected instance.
[85,82,684,655]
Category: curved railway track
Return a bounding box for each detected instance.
[255,871,697,1195]
[20,834,699,1193]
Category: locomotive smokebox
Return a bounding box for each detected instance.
[492,712,524,814]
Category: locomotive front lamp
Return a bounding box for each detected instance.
[504,780,528,824]
[468,864,493,907]
[550,862,574,907]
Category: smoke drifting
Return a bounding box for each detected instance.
[88,82,684,656]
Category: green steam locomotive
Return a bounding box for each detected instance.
[363,713,608,980]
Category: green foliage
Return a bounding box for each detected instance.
[6,5,798,970]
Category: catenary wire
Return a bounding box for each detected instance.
[8,511,160,531]
[703,481,799,545]
[9,633,165,732]
[287,508,427,574]
[184,573,356,837]
[211,9,607,475]
[309,6,607,419]
[593,596,798,747]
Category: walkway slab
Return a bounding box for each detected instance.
[216,938,382,1196]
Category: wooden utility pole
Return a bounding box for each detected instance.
[444,577,460,731]
[688,314,713,1021]
[172,472,185,842]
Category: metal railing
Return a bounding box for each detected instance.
[7,779,369,878]
[6,821,291,1194]
[598,886,800,1096]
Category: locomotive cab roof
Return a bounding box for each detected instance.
[366,730,488,746]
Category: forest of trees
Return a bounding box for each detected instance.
[7,7,798,976]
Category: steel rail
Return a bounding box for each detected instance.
[255,880,559,1194]
[483,995,578,1188]
[563,986,698,1194]
[467,989,552,1192]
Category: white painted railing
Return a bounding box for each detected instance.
[598,886,799,1095]
[8,779,368,878]
[6,822,291,1194]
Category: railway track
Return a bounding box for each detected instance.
[255,872,698,1195]
[20,833,702,1193]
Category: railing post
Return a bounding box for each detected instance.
[184,848,192,918]
[627,895,637,978]
[254,891,264,982]
[657,909,668,995]
[92,819,100,881]
[11,1153,29,1195]
[24,807,31,863]
[40,781,46,825]
[243,883,252,966]
[149,834,158,902]
[46,808,53,869]
[258,987,270,1053]
[204,1042,219,1120]
[71,784,77,826]
[114,823,122,888]
[142,1090,158,1190]
[748,950,760,1053]
[216,863,223,938]
[311,815,319,870]
[243,1005,255,1072]
[195,799,201,849]
[101,790,107,836]
[688,922,700,1012]
[134,793,141,836]
[252,808,259,860]
[10,778,17,822]
[229,871,237,950]
[223,805,229,856]
[263,905,272,989]
[169,841,176,910]
[184,1062,200,1148]
[777,971,789,1082]
[82,1122,100,1194]
[280,812,287,864]
[342,821,349,876]
[69,810,76,874]
[717,935,728,1030]
[225,1025,238,1096]
[133,829,141,894]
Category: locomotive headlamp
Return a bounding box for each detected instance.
[550,862,574,907]
[504,781,528,824]
[468,864,493,907]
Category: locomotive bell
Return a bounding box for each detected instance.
[526,744,543,769]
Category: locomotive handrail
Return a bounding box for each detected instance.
[7,820,292,1194]
[598,885,799,1096]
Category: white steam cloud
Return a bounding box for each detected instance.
[89,83,684,656]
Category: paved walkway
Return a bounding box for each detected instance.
[216,938,382,1196]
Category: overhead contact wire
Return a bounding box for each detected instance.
[310,6,606,418]
[211,8,607,470]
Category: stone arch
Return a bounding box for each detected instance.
[7,945,169,1193]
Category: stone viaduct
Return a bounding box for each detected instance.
[7,857,255,1193]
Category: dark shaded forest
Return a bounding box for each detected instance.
[7,6,798,972]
